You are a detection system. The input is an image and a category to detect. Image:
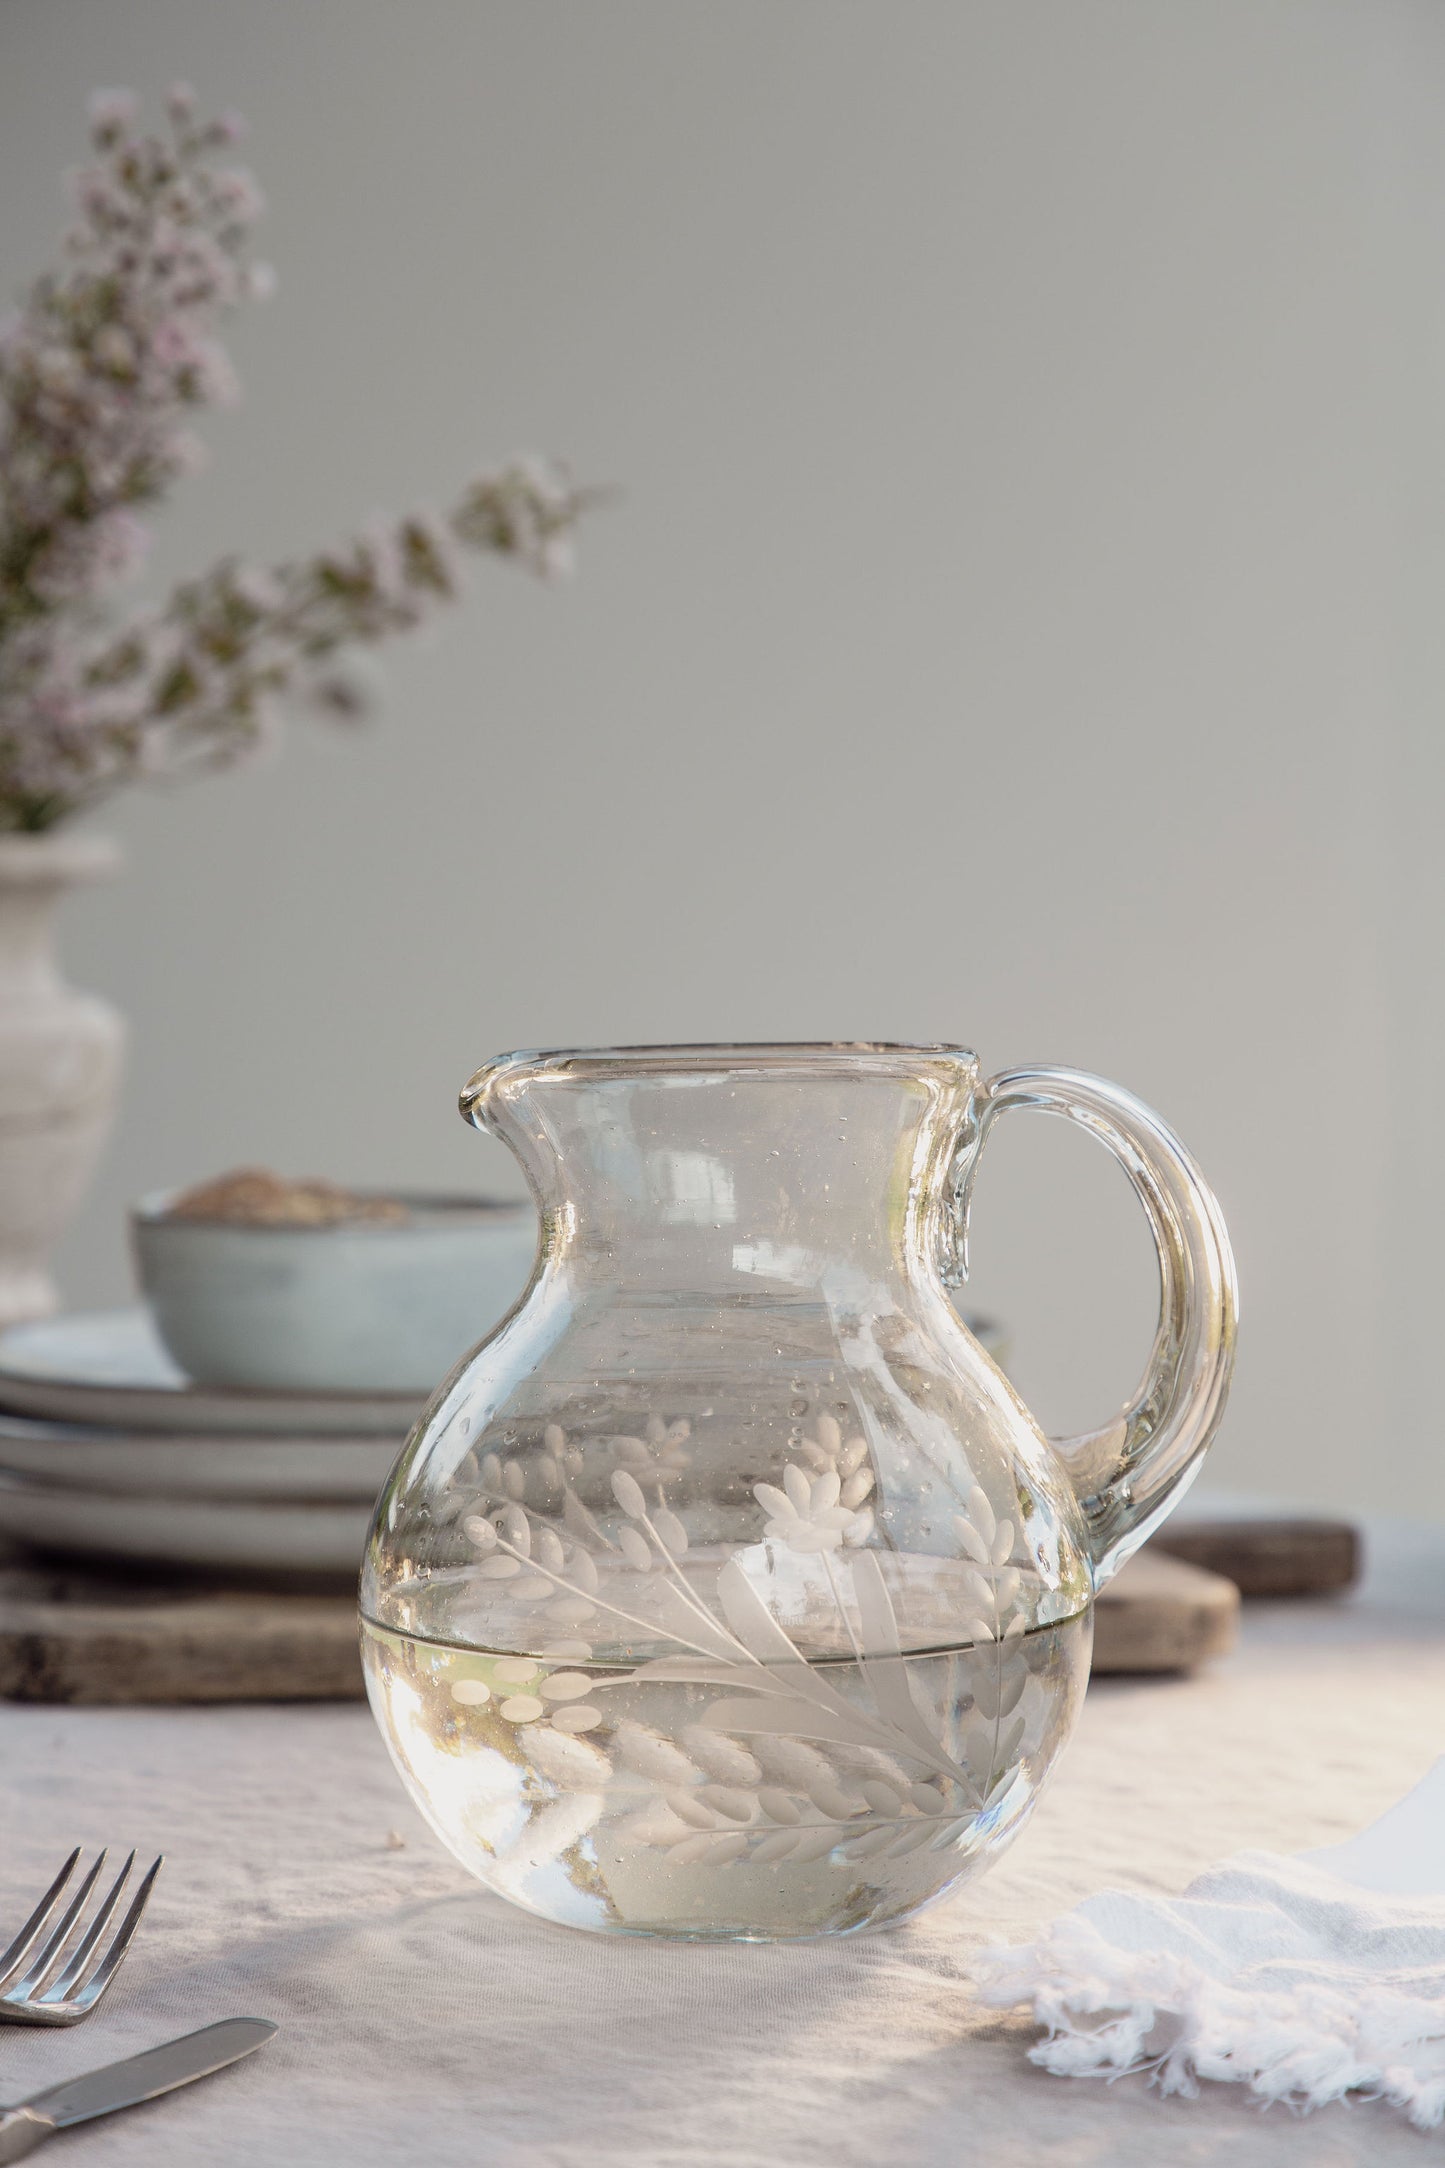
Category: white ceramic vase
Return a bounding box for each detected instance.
[0,831,124,1327]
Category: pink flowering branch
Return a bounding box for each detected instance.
[0,87,592,831]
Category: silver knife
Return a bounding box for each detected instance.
[0,2017,276,2162]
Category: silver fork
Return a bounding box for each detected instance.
[0,1851,163,2027]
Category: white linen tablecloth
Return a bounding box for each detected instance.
[2,1520,1443,2168]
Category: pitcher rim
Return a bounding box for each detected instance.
[462,1043,982,1124]
[472,1040,980,1081]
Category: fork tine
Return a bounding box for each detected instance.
[66,1854,162,2014]
[0,1849,82,1990]
[39,1851,134,2004]
[8,1851,107,1999]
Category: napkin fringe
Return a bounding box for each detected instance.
[973,1916,1445,2131]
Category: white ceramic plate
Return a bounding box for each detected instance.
[0,1310,427,1435]
[0,1309,1011,1437]
[0,1470,371,1579]
[0,1415,401,1501]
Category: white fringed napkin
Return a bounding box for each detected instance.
[971,1758,1445,2128]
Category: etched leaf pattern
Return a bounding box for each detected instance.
[456,1419,1034,1866]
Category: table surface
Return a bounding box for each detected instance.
[2,1520,1443,2168]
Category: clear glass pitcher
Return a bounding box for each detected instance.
[362,1043,1236,1941]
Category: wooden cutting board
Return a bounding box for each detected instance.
[0,1553,364,1704]
[0,1546,1240,1705]
[1091,1549,1238,1674]
[1152,1516,1360,1597]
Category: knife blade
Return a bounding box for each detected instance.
[21,2016,276,2129]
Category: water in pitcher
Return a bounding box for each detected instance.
[361,1552,1090,1941]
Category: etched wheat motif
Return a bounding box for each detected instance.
[452,1417,1031,1867]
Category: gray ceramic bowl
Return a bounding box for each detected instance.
[131,1191,539,1394]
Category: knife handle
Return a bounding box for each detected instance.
[0,2106,56,2163]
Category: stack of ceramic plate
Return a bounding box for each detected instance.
[0,1309,420,1582]
[0,1305,1012,1587]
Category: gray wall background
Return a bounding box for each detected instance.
[4,0,1444,1517]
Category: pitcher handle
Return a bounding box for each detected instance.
[965,1066,1238,1586]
